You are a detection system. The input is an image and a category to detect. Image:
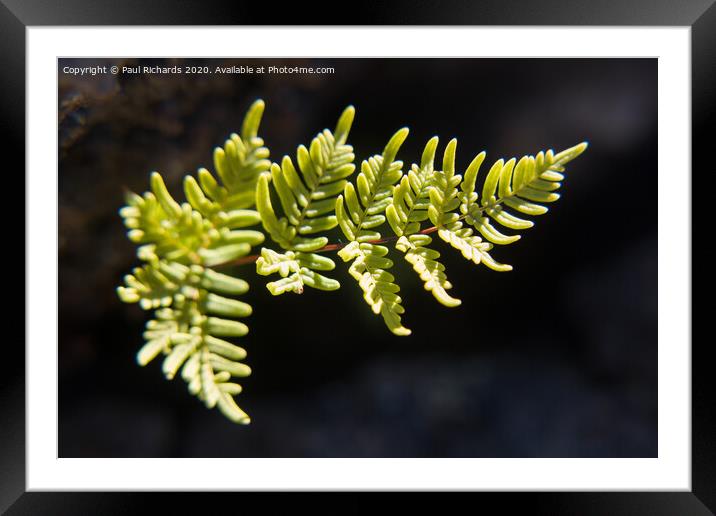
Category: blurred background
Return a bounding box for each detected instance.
[58,58,657,458]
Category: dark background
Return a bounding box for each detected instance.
[58,58,657,458]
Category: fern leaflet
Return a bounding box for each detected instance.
[388,137,462,307]
[428,139,512,272]
[335,128,412,336]
[117,100,270,423]
[454,142,588,255]
[256,106,356,294]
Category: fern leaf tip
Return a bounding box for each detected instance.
[554,141,589,164]
[390,127,410,143]
[572,140,589,153]
[246,99,265,120]
[382,127,410,162]
[439,295,462,308]
[341,104,356,120]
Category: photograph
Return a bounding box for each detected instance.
[57,57,657,459]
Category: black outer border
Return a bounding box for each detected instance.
[3,1,710,512]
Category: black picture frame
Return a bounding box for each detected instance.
[3,0,708,512]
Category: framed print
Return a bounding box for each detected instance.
[4,0,710,512]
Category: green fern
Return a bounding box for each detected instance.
[255,106,355,295]
[335,128,412,335]
[118,100,269,424]
[118,98,588,423]
[388,137,462,308]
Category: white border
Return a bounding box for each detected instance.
[28,27,691,490]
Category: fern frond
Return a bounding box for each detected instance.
[430,140,588,271]
[255,247,338,294]
[117,260,189,309]
[120,262,253,423]
[120,173,264,266]
[338,241,410,336]
[336,128,411,335]
[428,139,512,272]
[194,99,271,213]
[119,98,590,423]
[386,136,439,238]
[335,128,408,243]
[255,106,356,295]
[460,142,588,251]
[387,137,461,307]
[396,234,461,308]
[118,100,270,424]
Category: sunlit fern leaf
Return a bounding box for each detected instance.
[120,100,268,267]
[386,137,461,308]
[117,100,270,424]
[120,262,253,424]
[255,247,339,295]
[386,136,439,238]
[338,242,410,336]
[336,128,411,335]
[428,139,512,272]
[195,99,271,212]
[255,106,355,294]
[335,128,408,243]
[121,173,264,266]
[396,234,461,308]
[117,260,188,309]
[436,226,511,271]
[119,97,590,423]
[460,142,589,249]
